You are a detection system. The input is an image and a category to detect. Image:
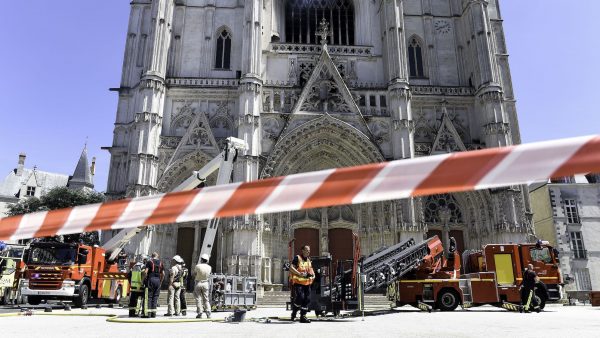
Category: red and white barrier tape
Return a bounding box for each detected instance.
[1,135,599,241]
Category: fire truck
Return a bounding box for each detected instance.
[20,242,129,307]
[19,137,248,308]
[376,236,561,311]
[0,243,27,305]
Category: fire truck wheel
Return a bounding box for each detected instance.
[535,290,547,310]
[74,284,89,308]
[436,290,460,311]
[27,296,42,305]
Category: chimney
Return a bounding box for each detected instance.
[90,157,96,176]
[16,153,26,176]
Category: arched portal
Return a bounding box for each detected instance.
[262,115,384,260]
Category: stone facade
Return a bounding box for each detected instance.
[104,0,532,287]
[530,175,600,292]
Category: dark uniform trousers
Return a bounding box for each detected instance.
[129,289,148,317]
[147,276,161,315]
[293,284,311,316]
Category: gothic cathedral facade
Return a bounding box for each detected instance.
[105,0,533,286]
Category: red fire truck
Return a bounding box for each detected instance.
[384,236,562,311]
[20,242,128,307]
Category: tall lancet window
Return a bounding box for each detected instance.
[408,37,425,78]
[215,29,232,69]
[285,0,355,45]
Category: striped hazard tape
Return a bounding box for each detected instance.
[1,135,599,241]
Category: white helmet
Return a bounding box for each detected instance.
[201,254,210,262]
[173,255,183,264]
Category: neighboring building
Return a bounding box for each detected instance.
[104,0,533,287]
[530,174,600,292]
[0,148,96,217]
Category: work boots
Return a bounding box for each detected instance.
[300,316,311,323]
[291,310,298,322]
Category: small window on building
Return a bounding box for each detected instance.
[358,95,366,107]
[380,95,387,108]
[369,95,377,107]
[564,199,580,224]
[26,186,36,197]
[570,231,586,259]
[215,29,232,70]
[408,37,425,78]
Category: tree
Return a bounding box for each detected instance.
[7,187,105,245]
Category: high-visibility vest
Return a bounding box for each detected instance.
[131,270,143,292]
[290,255,314,286]
[179,267,187,286]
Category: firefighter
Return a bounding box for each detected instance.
[178,258,189,316]
[194,253,212,319]
[521,263,540,313]
[143,252,164,318]
[165,255,183,316]
[289,244,315,323]
[128,255,146,317]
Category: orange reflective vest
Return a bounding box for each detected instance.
[290,255,314,286]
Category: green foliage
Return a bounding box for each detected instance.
[7,187,106,245]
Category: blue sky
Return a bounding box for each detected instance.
[0,0,598,192]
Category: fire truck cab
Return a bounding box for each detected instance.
[20,242,128,307]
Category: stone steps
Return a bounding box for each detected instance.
[257,291,392,309]
[148,291,391,309]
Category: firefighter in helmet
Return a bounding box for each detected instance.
[128,255,148,317]
[289,244,315,323]
[165,255,184,316]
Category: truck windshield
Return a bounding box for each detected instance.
[0,246,25,259]
[530,247,552,264]
[27,246,77,266]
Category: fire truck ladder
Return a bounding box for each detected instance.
[102,137,247,264]
[361,238,429,292]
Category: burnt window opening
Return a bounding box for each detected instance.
[285,0,355,45]
[215,29,232,70]
[408,37,425,78]
[380,95,387,108]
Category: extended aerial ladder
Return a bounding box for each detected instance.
[102,137,248,264]
[360,238,432,292]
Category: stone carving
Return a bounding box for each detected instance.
[159,136,182,149]
[483,122,510,135]
[369,120,390,144]
[261,115,384,178]
[262,117,281,141]
[288,58,298,84]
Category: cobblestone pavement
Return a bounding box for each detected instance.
[0,304,598,338]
